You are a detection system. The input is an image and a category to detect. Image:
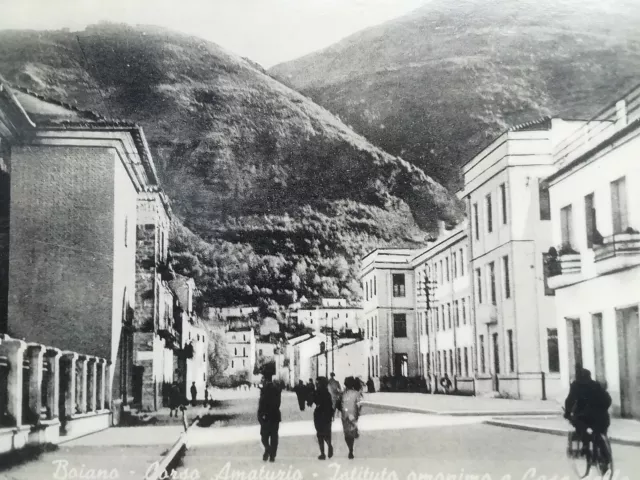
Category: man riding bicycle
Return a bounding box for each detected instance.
[564,367,612,455]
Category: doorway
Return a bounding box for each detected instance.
[492,333,500,391]
[617,306,640,419]
[566,318,583,382]
[394,353,408,377]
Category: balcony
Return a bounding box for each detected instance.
[594,230,640,276]
[546,247,582,290]
[158,324,180,349]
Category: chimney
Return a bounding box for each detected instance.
[437,220,446,238]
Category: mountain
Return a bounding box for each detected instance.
[0,23,462,309]
[269,0,640,190]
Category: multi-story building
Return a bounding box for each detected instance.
[546,87,640,418]
[360,249,418,378]
[312,337,373,384]
[297,298,363,334]
[460,117,586,400]
[225,328,255,378]
[413,220,474,393]
[2,84,162,407]
[171,275,209,401]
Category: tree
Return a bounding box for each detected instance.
[204,323,230,381]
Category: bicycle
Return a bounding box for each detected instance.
[564,409,614,479]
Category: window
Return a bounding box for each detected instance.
[459,249,465,276]
[367,318,370,338]
[374,276,377,295]
[231,360,234,368]
[500,183,507,225]
[365,282,369,301]
[449,350,453,375]
[234,348,237,356]
[370,279,373,298]
[439,260,444,284]
[456,348,462,374]
[488,262,496,305]
[454,300,459,327]
[585,193,597,248]
[507,329,514,372]
[592,314,606,384]
[242,359,245,367]
[452,252,457,278]
[475,268,483,303]
[434,263,438,286]
[461,298,466,324]
[441,305,445,330]
[447,303,452,329]
[435,308,440,331]
[539,180,551,220]
[393,314,407,337]
[547,328,560,373]
[560,205,574,249]
[492,333,500,374]
[124,216,128,247]
[392,274,406,297]
[445,257,450,282]
[473,203,479,240]
[243,347,246,356]
[611,176,628,233]
[464,347,469,377]
[502,255,511,299]
[259,349,263,355]
[486,193,493,233]
[480,335,486,373]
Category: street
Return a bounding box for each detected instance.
[175,394,640,480]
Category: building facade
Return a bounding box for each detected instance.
[546,88,640,418]
[225,328,255,378]
[297,298,363,334]
[460,118,586,400]
[360,249,418,378]
[413,221,474,393]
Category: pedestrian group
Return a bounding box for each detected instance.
[259,372,369,462]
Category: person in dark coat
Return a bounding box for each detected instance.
[306,379,316,407]
[564,367,611,452]
[190,382,197,406]
[258,373,282,462]
[294,380,306,411]
[169,383,180,417]
[313,376,334,460]
[366,377,375,394]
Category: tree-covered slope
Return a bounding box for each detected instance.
[0,23,462,308]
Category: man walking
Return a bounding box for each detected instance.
[327,373,342,419]
[190,381,197,406]
[258,371,282,462]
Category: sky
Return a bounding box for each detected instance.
[0,0,430,68]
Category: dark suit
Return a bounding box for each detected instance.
[258,382,282,461]
[565,378,611,441]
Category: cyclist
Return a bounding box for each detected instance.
[564,367,612,456]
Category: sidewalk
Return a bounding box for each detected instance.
[0,425,184,480]
[485,416,640,446]
[362,392,561,416]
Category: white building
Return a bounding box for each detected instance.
[360,249,418,378]
[297,298,363,334]
[460,117,586,400]
[546,88,640,418]
[312,338,373,384]
[225,328,255,378]
[413,220,474,393]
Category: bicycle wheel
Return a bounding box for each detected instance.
[596,433,614,478]
[567,431,590,478]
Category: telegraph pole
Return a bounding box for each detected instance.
[331,315,335,374]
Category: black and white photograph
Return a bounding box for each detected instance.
[0,0,639,478]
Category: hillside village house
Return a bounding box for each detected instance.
[0,81,206,413]
[414,220,474,393]
[297,297,363,334]
[546,87,640,419]
[225,328,256,379]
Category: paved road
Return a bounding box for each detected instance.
[182,405,640,480]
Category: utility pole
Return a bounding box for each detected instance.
[331,315,335,374]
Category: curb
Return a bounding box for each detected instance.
[484,419,640,447]
[144,415,200,480]
[362,401,560,417]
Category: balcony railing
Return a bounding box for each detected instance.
[594,231,640,262]
[546,247,582,289]
[554,84,640,169]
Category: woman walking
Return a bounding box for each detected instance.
[340,376,362,459]
[312,376,334,460]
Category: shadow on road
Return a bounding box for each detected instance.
[197,413,238,428]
